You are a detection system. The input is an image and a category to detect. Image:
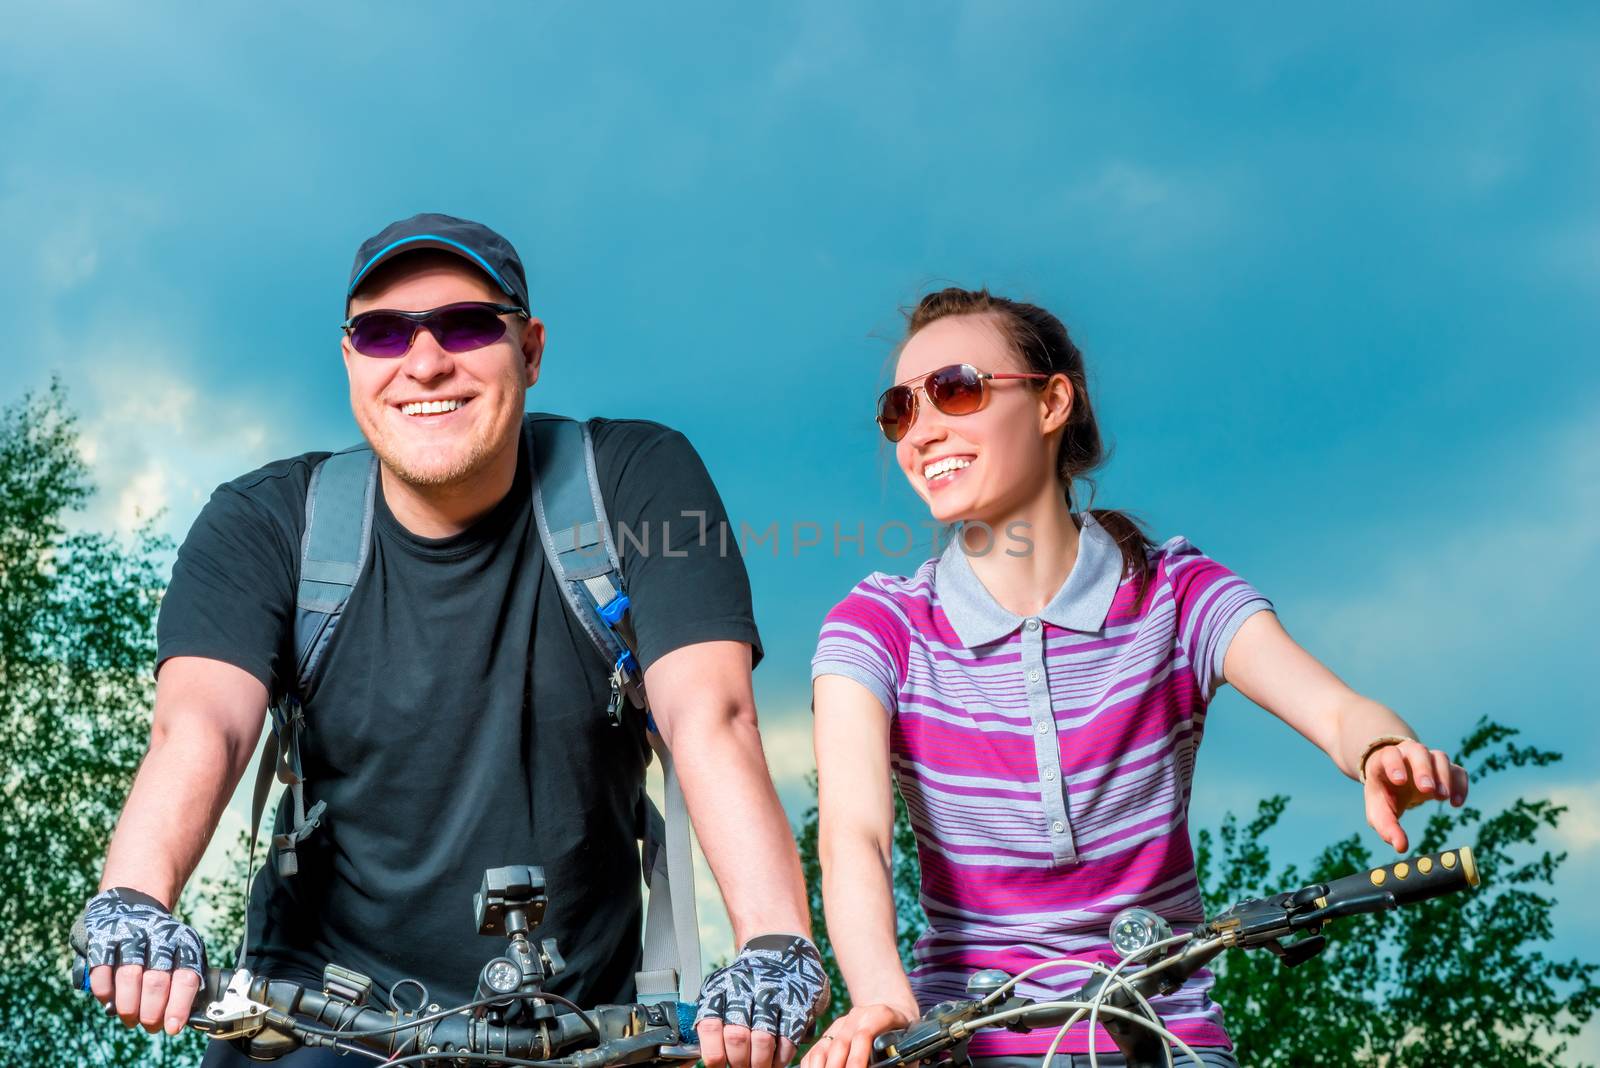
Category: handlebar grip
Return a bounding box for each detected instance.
[1320,845,1478,914]
[200,968,231,1005]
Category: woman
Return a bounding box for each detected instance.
[803,288,1468,1068]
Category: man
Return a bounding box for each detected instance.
[78,214,825,1068]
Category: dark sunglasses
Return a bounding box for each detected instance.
[341,301,530,358]
[876,363,1053,442]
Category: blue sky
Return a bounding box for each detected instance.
[4,1,1597,1053]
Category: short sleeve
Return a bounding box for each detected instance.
[811,578,909,715]
[592,419,763,672]
[157,459,314,693]
[1161,537,1274,701]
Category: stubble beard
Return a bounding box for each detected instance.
[361,407,509,491]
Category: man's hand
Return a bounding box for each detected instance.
[697,934,831,1068]
[1364,738,1469,853]
[72,887,206,1035]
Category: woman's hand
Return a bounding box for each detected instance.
[1364,738,1469,853]
[800,1003,917,1068]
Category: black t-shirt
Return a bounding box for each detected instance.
[157,414,761,1008]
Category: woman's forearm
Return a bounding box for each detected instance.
[821,831,919,1016]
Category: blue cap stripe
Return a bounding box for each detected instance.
[348,234,514,299]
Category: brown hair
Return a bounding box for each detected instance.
[903,286,1154,599]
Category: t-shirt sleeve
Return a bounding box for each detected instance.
[156,462,310,693]
[810,579,909,716]
[594,420,763,672]
[1161,536,1274,702]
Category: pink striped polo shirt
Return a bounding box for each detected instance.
[811,513,1273,1055]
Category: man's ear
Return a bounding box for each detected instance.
[520,317,546,387]
[339,334,357,380]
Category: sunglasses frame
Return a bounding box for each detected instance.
[341,301,531,358]
[876,362,1054,442]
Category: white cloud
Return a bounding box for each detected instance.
[760,710,816,790]
[1546,780,1600,856]
[0,162,166,296]
[39,213,101,292]
[59,340,279,544]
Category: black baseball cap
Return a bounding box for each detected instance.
[347,212,530,311]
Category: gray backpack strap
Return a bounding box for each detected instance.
[527,416,703,1005]
[638,738,702,1007]
[240,445,377,965]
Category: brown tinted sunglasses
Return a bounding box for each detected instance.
[876,363,1052,442]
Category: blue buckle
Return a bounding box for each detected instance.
[614,648,638,676]
[599,592,631,626]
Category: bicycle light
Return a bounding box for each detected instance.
[479,956,523,1001]
[1109,907,1173,959]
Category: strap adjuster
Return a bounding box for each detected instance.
[599,592,631,626]
[272,799,328,878]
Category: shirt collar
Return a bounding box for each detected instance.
[935,513,1124,647]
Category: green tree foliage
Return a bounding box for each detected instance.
[800,720,1596,1064]
[797,772,927,1029]
[0,382,243,1066]
[1197,719,1599,1067]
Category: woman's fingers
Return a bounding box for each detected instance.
[1427,749,1454,801]
[1373,745,1408,791]
[1399,741,1436,798]
[846,1028,878,1068]
[826,1028,854,1068]
[777,1037,799,1068]
[1365,739,1473,849]
[1366,778,1408,853]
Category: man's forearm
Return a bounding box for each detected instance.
[672,711,810,945]
[100,723,252,906]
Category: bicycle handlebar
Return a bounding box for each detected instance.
[71,958,697,1066]
[870,845,1479,1068]
[185,967,697,1065]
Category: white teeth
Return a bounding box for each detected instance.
[923,456,973,481]
[401,399,463,416]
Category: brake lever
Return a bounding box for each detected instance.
[564,1025,679,1068]
[192,968,271,1040]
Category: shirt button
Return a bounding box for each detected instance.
[1025,618,1040,631]
[1028,669,1041,682]
[1044,768,1057,781]
[1052,820,1066,833]
[1036,722,1049,735]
